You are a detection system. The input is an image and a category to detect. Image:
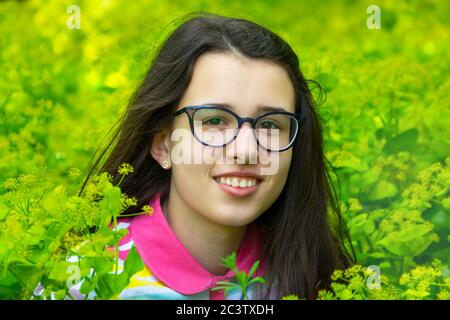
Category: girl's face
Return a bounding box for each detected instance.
[158,51,295,227]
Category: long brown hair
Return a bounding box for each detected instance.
[80,12,355,299]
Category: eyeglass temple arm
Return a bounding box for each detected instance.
[173,108,185,117]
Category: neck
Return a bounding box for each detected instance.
[162,189,247,276]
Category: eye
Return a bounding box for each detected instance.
[257,120,279,130]
[203,117,227,126]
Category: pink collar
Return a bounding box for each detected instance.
[128,192,265,295]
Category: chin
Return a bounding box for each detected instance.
[209,211,259,228]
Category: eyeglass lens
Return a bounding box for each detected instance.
[191,108,298,150]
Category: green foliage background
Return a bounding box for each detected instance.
[0,0,449,299]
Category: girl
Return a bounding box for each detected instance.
[79,12,355,300]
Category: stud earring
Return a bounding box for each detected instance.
[161,160,170,169]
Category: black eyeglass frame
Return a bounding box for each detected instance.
[173,105,307,152]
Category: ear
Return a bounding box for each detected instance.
[150,130,171,169]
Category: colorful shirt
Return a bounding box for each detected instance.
[60,191,270,300]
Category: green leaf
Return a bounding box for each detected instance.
[236,271,247,288]
[358,166,382,188]
[247,277,266,286]
[95,246,144,299]
[48,261,73,282]
[210,286,229,291]
[348,214,375,238]
[99,186,122,224]
[383,129,419,154]
[220,252,237,271]
[213,282,240,290]
[366,252,388,259]
[367,180,398,201]
[122,246,144,275]
[377,225,436,257]
[80,276,98,296]
[247,260,260,278]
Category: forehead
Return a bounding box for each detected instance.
[177,51,296,115]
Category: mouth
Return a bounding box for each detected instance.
[212,176,262,197]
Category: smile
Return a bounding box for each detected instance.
[215,176,258,187]
[213,176,262,197]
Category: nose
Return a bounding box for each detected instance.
[226,122,259,164]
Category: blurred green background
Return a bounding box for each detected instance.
[0,0,449,299]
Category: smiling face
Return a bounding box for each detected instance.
[154,51,296,227]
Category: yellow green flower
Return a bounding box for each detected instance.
[142,205,154,216]
[118,163,134,176]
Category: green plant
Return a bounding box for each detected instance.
[315,260,449,300]
[211,252,266,300]
[0,164,145,299]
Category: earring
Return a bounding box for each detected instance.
[161,160,170,169]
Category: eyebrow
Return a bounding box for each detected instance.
[203,103,288,113]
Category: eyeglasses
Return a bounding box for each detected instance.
[173,105,306,152]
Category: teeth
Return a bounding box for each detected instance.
[215,176,258,188]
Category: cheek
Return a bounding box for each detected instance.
[169,140,216,200]
[259,148,292,181]
[170,163,219,224]
[277,151,293,180]
[257,151,291,205]
[170,131,217,165]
